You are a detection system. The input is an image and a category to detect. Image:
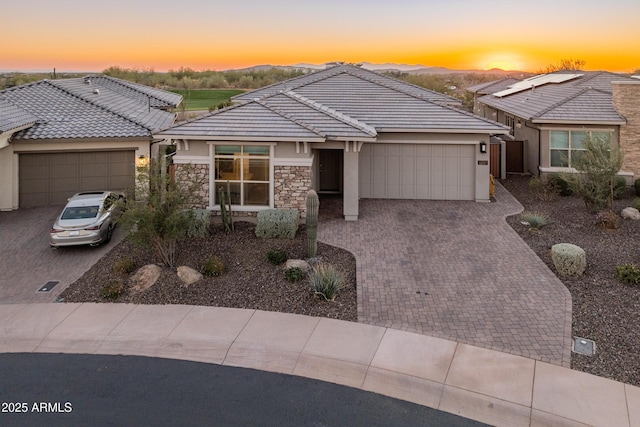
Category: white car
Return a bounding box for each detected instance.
[50,191,125,248]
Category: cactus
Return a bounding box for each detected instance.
[226,180,234,231]
[219,186,230,232]
[306,190,319,257]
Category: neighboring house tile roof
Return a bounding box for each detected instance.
[0,77,181,140]
[478,71,634,124]
[159,65,508,140]
[466,77,522,95]
[0,99,36,134]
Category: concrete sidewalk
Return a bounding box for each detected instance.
[1,303,637,427]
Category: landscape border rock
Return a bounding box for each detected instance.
[621,207,640,220]
[177,266,203,285]
[129,264,162,294]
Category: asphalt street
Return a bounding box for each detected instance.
[0,353,488,426]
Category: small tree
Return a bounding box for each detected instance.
[539,58,586,73]
[117,159,207,267]
[561,134,623,212]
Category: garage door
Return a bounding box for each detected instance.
[19,151,135,207]
[359,143,475,200]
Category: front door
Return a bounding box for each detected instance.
[318,150,343,193]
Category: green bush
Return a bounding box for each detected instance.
[632,198,640,211]
[284,266,305,282]
[255,209,299,239]
[548,173,573,196]
[267,248,288,265]
[615,264,640,285]
[613,176,628,200]
[521,212,549,230]
[551,243,586,277]
[113,257,136,275]
[185,209,211,238]
[635,178,640,196]
[308,263,344,301]
[102,280,126,300]
[203,255,226,277]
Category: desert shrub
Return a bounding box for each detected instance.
[548,173,573,196]
[308,263,344,301]
[528,176,559,201]
[267,248,288,265]
[284,266,305,282]
[613,176,628,200]
[594,211,620,229]
[102,280,126,300]
[255,209,299,239]
[185,209,211,238]
[521,212,549,230]
[203,255,226,277]
[632,198,640,211]
[615,264,640,285]
[635,178,640,196]
[551,243,586,277]
[113,257,136,275]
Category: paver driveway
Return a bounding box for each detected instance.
[319,184,572,367]
[0,206,123,304]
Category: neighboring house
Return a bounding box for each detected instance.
[157,63,509,220]
[470,71,640,181]
[0,76,182,210]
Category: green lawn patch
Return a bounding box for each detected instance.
[170,89,245,111]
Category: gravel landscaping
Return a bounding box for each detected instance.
[501,175,640,387]
[60,222,357,322]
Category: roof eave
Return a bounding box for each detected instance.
[153,134,326,143]
[531,119,625,125]
[377,127,511,135]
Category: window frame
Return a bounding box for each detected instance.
[549,129,613,168]
[210,143,274,210]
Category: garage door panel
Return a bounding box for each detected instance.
[19,151,135,208]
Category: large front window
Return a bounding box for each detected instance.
[214,145,270,206]
[550,130,611,167]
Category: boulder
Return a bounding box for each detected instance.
[551,243,586,277]
[285,259,310,272]
[129,264,162,294]
[621,207,640,220]
[177,266,203,285]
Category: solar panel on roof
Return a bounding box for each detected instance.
[492,73,583,97]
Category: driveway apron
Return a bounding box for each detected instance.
[0,206,123,304]
[319,184,572,367]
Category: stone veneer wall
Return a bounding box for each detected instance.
[274,165,312,218]
[613,82,640,180]
[175,163,209,209]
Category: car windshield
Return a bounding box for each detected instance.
[61,206,100,220]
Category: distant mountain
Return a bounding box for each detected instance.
[228,62,526,76]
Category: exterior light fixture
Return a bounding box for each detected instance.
[136,155,148,167]
[479,142,487,154]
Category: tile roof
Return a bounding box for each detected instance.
[159,65,508,140]
[0,99,36,134]
[0,77,181,140]
[478,71,634,124]
[466,77,523,95]
[234,63,461,106]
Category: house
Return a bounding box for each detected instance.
[469,71,640,182]
[0,76,182,210]
[157,63,509,220]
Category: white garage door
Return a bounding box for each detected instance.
[359,143,475,200]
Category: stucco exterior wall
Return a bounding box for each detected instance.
[613,81,640,180]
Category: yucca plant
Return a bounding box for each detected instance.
[521,212,549,231]
[309,263,344,301]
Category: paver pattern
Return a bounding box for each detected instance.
[319,184,572,366]
[0,206,123,304]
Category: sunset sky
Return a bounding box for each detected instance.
[3,0,639,73]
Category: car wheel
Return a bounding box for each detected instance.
[104,224,114,244]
